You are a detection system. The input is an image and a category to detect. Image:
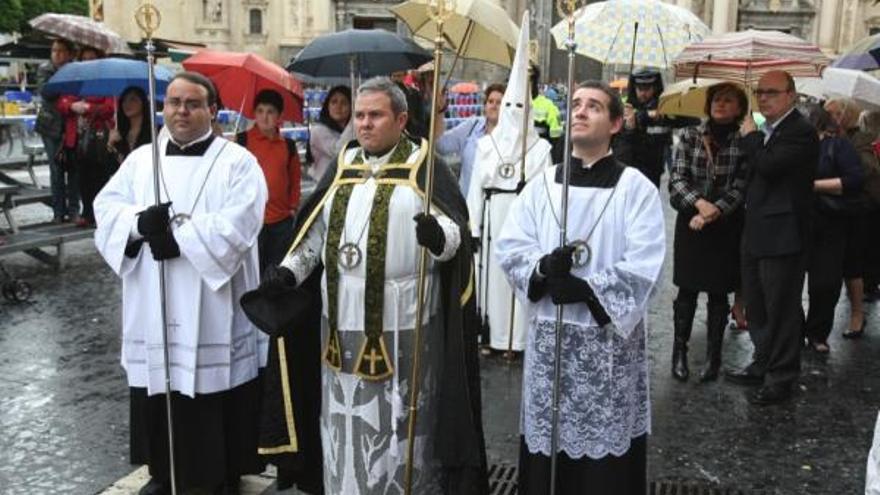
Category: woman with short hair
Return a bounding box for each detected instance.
[668,83,750,382]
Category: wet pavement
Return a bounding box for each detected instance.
[0,172,878,494]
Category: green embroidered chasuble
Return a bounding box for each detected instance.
[322,139,417,381]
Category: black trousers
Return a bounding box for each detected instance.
[518,435,647,495]
[257,216,294,275]
[675,287,729,309]
[741,249,806,387]
[78,131,111,222]
[129,377,264,490]
[864,209,880,290]
[805,216,846,343]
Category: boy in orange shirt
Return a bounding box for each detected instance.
[236,89,301,272]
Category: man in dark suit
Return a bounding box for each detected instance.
[725,70,819,405]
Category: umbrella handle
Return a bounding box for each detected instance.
[629,21,639,75]
[231,78,255,136]
[442,20,474,90]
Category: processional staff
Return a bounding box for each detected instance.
[549,0,584,494]
[504,38,540,361]
[404,0,455,493]
[135,3,178,495]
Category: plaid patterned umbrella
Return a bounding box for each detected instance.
[550,0,710,69]
[29,13,132,55]
[673,29,830,86]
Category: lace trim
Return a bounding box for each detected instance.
[522,319,649,460]
[586,268,655,339]
[433,215,460,262]
[281,225,322,284]
[497,249,541,299]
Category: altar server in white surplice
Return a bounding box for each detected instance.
[469,10,552,355]
[94,72,269,495]
[495,81,665,495]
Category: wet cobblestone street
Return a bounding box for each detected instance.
[0,178,878,494]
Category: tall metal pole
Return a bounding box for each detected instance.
[349,54,357,94]
[549,1,580,493]
[404,1,454,493]
[505,58,534,361]
[135,3,177,494]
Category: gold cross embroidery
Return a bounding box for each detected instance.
[364,348,385,375]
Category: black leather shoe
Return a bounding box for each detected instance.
[724,369,764,386]
[699,362,720,382]
[138,478,171,495]
[748,384,793,405]
[671,345,690,382]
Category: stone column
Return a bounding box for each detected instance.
[712,0,729,33]
[817,0,842,52]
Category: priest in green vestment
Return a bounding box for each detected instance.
[245,76,488,495]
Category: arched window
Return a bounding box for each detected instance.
[249,9,263,34]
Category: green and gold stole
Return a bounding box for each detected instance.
[322,139,416,381]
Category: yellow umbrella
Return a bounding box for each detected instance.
[658,78,757,118]
[390,0,519,68]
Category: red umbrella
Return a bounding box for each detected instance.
[182,50,304,123]
[449,81,480,93]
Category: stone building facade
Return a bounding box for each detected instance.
[98,1,880,81]
[98,0,334,65]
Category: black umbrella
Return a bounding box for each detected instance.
[287,28,432,89]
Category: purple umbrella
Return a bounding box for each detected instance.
[831,52,880,70]
[831,33,880,71]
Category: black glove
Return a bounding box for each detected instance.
[414,213,445,256]
[146,231,180,261]
[137,202,172,237]
[546,274,611,325]
[260,265,297,295]
[547,274,589,305]
[527,270,548,302]
[538,245,575,278]
[124,238,144,258]
[472,236,480,254]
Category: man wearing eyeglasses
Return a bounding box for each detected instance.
[94,72,269,494]
[724,70,818,406]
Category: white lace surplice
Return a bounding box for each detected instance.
[494,165,665,460]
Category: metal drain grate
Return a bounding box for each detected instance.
[650,480,767,495]
[486,466,764,495]
[488,463,518,495]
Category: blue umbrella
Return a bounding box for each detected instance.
[42,58,174,98]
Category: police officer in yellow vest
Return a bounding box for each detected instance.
[530,66,563,162]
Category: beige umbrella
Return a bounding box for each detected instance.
[658,78,757,118]
[390,0,519,68]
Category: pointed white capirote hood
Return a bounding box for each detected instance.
[489,10,538,156]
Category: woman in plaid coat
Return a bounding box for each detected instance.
[668,83,750,383]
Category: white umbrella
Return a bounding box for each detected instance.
[794,76,823,99]
[550,0,710,70]
[821,67,880,109]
